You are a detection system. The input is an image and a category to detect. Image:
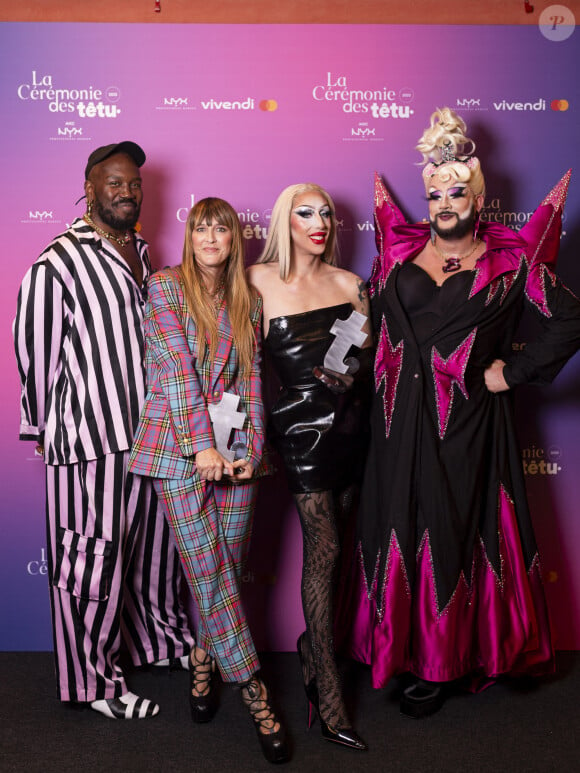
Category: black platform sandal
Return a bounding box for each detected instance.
[189,646,218,723]
[241,676,290,764]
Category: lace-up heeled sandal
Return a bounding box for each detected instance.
[189,646,218,723]
[240,677,290,764]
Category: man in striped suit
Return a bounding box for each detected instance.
[14,142,193,719]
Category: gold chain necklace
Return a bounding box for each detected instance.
[207,276,226,313]
[83,214,132,247]
[433,238,480,274]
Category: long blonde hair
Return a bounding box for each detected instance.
[258,183,338,281]
[178,197,256,375]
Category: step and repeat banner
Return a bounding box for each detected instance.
[1,21,579,651]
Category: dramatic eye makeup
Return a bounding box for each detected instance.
[427,185,468,202]
[293,206,332,219]
[447,186,467,199]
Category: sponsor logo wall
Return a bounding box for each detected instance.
[1,22,579,650]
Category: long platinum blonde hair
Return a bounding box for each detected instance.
[258,183,338,281]
[417,107,486,199]
[179,197,256,375]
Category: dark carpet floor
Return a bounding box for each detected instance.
[0,651,578,773]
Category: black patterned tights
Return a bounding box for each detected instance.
[294,486,355,729]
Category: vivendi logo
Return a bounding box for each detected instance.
[492,98,570,112]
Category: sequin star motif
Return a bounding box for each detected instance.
[485,262,522,307]
[370,173,408,294]
[431,329,477,439]
[520,170,571,318]
[375,316,404,438]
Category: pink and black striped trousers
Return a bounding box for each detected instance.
[46,451,193,702]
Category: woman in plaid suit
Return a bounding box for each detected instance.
[128,198,288,764]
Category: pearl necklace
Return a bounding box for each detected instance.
[433,238,481,274]
[84,214,132,247]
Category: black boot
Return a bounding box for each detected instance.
[400,678,445,718]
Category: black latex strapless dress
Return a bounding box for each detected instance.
[265,303,369,494]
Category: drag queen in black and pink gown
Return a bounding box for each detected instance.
[340,108,580,717]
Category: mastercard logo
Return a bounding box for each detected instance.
[259,99,278,112]
[551,100,569,111]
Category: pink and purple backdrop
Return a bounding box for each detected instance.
[1,22,579,651]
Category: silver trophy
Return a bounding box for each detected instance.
[208,392,246,462]
[324,310,367,374]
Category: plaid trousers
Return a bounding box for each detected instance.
[155,475,260,683]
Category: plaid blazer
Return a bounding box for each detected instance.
[128,268,264,480]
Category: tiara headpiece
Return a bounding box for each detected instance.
[440,143,456,163]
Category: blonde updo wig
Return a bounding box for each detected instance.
[417,107,485,199]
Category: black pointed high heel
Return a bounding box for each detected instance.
[318,721,367,750]
[189,646,218,723]
[297,633,367,751]
[241,676,290,764]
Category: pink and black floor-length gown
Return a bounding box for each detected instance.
[339,172,580,689]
